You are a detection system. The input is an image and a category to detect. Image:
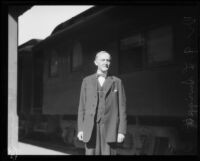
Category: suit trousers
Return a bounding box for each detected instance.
[85,121,117,155]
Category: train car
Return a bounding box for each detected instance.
[18,6,198,155]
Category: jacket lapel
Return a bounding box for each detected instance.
[104,76,114,96]
[90,74,114,97]
[90,73,98,92]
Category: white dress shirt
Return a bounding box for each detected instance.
[97,70,107,87]
[98,76,105,87]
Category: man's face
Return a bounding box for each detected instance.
[94,52,111,72]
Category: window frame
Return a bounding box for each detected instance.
[119,23,175,75]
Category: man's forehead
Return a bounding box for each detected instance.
[96,52,111,59]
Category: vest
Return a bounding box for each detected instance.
[95,79,106,123]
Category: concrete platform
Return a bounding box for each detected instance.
[11,142,69,155]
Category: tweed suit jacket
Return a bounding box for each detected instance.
[77,73,127,143]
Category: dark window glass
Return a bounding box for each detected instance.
[147,26,173,65]
[72,42,82,71]
[49,50,59,77]
[120,34,144,74]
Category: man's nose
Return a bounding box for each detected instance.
[104,62,109,66]
[104,60,109,63]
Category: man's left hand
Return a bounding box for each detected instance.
[117,133,125,143]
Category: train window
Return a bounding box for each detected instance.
[72,42,83,71]
[146,26,173,66]
[49,50,59,77]
[119,34,145,74]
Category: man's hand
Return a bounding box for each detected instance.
[117,133,125,143]
[77,131,83,141]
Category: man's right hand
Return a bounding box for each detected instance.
[77,131,83,141]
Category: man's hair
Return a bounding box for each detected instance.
[95,50,111,60]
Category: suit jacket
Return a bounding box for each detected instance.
[77,73,127,143]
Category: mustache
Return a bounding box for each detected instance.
[103,64,109,67]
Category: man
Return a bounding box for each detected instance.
[77,51,127,155]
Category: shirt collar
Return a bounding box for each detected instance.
[96,70,107,78]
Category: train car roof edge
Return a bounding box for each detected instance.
[33,6,114,52]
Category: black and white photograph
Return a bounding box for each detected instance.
[5,2,199,157]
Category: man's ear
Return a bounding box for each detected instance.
[94,60,97,66]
